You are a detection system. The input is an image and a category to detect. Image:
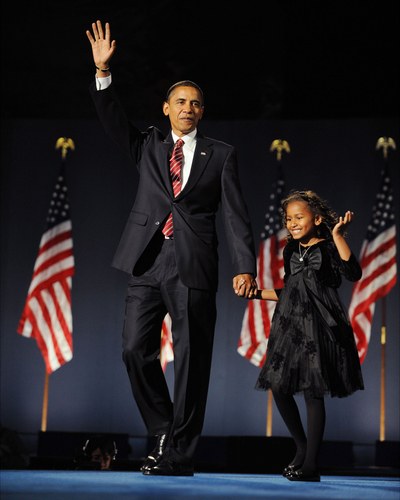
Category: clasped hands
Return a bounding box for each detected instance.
[233,274,258,299]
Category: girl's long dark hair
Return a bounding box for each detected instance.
[281,190,339,241]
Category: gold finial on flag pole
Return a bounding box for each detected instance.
[55,137,75,160]
[376,137,396,160]
[270,139,290,162]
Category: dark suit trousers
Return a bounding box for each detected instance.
[122,237,217,463]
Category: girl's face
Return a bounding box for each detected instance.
[285,200,322,244]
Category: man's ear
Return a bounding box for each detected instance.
[199,106,204,120]
[162,101,169,116]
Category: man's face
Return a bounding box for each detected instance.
[163,86,204,136]
[90,447,112,470]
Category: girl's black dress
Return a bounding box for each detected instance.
[256,239,364,398]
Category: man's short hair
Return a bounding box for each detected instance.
[165,80,204,105]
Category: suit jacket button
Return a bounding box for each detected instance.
[155,221,160,225]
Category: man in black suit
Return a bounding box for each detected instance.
[86,20,257,476]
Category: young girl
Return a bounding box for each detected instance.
[252,190,364,482]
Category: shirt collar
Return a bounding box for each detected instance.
[171,129,197,152]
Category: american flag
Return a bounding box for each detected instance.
[17,164,75,373]
[160,314,174,372]
[349,163,397,364]
[237,166,286,367]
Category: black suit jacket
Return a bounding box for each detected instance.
[90,82,256,290]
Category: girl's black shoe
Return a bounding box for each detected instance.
[282,463,301,477]
[286,470,321,482]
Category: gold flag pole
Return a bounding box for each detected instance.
[265,139,291,437]
[379,298,386,441]
[41,372,49,432]
[375,136,396,442]
[40,137,75,433]
[266,390,273,437]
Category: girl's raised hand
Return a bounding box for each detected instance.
[332,210,354,237]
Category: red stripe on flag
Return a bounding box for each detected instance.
[160,314,174,371]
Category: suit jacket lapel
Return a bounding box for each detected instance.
[179,137,213,197]
[160,137,174,196]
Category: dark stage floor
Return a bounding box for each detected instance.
[1,470,400,500]
[2,432,399,499]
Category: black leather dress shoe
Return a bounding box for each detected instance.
[282,463,301,477]
[286,470,321,482]
[143,458,194,476]
[140,433,169,472]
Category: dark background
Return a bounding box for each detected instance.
[1,1,399,466]
[1,0,399,121]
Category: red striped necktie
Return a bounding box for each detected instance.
[162,138,184,238]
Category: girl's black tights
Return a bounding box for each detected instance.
[273,391,326,473]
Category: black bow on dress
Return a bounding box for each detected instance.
[290,247,322,275]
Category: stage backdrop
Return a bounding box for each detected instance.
[1,117,399,456]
